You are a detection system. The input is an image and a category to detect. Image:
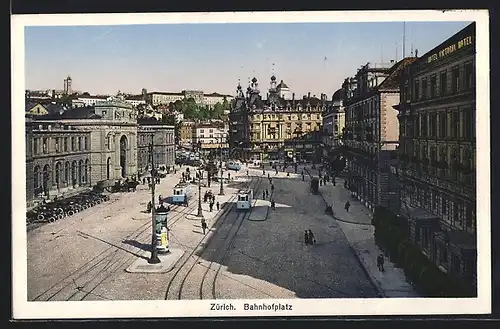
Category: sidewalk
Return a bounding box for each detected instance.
[305,168,419,297]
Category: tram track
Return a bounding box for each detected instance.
[163,174,265,300]
[32,198,197,301]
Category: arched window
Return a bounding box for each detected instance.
[64,161,70,184]
[55,162,62,188]
[34,165,40,191]
[84,159,89,184]
[106,157,111,179]
[42,164,50,194]
[78,159,83,184]
[71,161,77,186]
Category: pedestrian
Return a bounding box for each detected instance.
[287,172,290,177]
[271,199,275,210]
[265,189,269,198]
[209,202,214,212]
[308,229,316,245]
[263,169,265,176]
[262,190,266,199]
[228,172,231,180]
[345,201,351,212]
[158,195,162,204]
[268,173,270,179]
[212,195,216,203]
[271,184,274,192]
[201,220,207,235]
[377,254,385,272]
[142,177,146,185]
[275,168,278,175]
[304,230,310,245]
[247,170,249,176]
[216,201,220,211]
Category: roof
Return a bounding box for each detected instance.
[137,117,168,125]
[377,57,418,91]
[125,95,145,101]
[36,106,101,120]
[149,91,184,96]
[332,89,345,101]
[276,80,289,89]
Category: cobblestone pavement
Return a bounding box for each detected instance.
[212,173,380,299]
[305,167,419,297]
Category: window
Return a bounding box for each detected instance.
[451,111,460,138]
[465,62,474,89]
[414,79,420,100]
[430,113,437,137]
[440,71,447,95]
[439,112,447,138]
[438,244,448,270]
[404,83,409,102]
[71,137,75,151]
[84,136,89,150]
[465,204,474,229]
[452,66,460,93]
[33,138,39,154]
[78,137,82,151]
[42,138,48,153]
[463,108,474,139]
[430,75,437,98]
[55,138,60,152]
[422,78,428,99]
[421,114,428,137]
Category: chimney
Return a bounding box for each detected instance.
[308,92,311,98]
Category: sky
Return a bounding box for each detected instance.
[25,21,471,97]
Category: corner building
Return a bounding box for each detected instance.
[341,58,416,211]
[229,76,325,162]
[395,23,476,285]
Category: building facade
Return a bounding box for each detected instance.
[30,99,139,202]
[341,59,416,211]
[179,121,195,146]
[26,116,34,207]
[229,76,324,162]
[322,88,346,159]
[192,121,229,151]
[137,118,175,173]
[394,23,476,285]
[29,119,93,202]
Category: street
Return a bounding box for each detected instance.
[27,163,379,301]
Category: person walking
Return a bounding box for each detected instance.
[268,172,270,179]
[216,201,220,211]
[271,184,274,192]
[201,220,207,235]
[345,201,351,212]
[262,190,266,199]
[308,229,316,245]
[377,254,385,272]
[304,230,310,245]
[158,195,162,204]
[209,202,214,212]
[265,189,269,199]
[270,199,275,210]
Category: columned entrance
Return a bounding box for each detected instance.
[120,135,128,178]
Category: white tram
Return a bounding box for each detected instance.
[226,161,242,171]
[236,189,253,211]
[172,182,192,206]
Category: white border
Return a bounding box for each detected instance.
[12,10,491,319]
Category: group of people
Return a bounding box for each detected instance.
[304,229,316,245]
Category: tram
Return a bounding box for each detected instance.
[236,189,253,211]
[226,161,242,171]
[171,182,192,206]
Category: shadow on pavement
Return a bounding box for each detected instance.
[76,231,149,261]
[192,176,379,299]
[122,239,152,256]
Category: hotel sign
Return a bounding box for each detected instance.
[427,35,474,64]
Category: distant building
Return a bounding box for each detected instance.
[179,121,195,145]
[137,117,175,174]
[276,79,292,100]
[193,121,228,151]
[146,90,233,109]
[322,88,346,160]
[229,76,325,162]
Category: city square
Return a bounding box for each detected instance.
[16,15,485,315]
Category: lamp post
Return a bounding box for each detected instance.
[148,138,160,264]
[196,140,204,218]
[219,134,224,196]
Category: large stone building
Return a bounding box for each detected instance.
[394,22,476,286]
[25,116,34,207]
[26,99,139,205]
[229,76,325,162]
[341,58,417,211]
[147,90,234,109]
[137,117,175,174]
[322,88,346,159]
[179,121,195,146]
[192,120,229,153]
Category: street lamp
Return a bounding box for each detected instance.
[148,138,160,264]
[219,134,225,196]
[196,140,204,218]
